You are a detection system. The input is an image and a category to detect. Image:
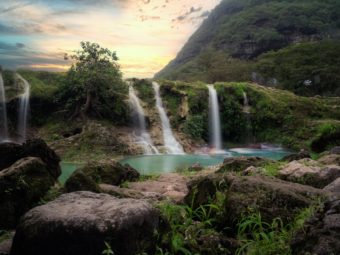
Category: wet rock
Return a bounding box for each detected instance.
[185,173,326,232]
[281,150,311,162]
[291,198,340,255]
[0,157,55,229]
[10,191,160,255]
[318,154,340,165]
[217,156,273,173]
[0,139,61,179]
[324,177,340,193]
[279,159,340,188]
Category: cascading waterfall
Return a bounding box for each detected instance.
[152,82,184,154]
[0,73,9,142]
[207,85,223,151]
[17,74,30,143]
[242,91,253,143]
[128,85,159,155]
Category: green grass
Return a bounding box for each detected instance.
[236,203,320,255]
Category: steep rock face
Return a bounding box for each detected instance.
[0,157,55,229]
[156,0,339,80]
[11,192,160,255]
[0,139,61,179]
[291,198,340,255]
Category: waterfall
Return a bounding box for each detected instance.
[152,82,184,154]
[242,91,250,114]
[128,85,159,155]
[242,91,253,143]
[208,85,223,151]
[16,74,30,143]
[0,73,9,142]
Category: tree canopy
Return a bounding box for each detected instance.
[57,42,128,123]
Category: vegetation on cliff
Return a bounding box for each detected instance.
[156,0,340,96]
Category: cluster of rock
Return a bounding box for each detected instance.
[1,143,340,255]
[0,139,61,229]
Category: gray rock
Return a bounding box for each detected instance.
[10,191,160,255]
[291,198,340,255]
[0,157,55,229]
[0,231,14,255]
[318,154,340,166]
[217,156,273,173]
[324,177,340,193]
[330,146,340,155]
[280,150,311,162]
[65,161,140,193]
[278,159,340,188]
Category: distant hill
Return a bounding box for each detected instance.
[156,0,340,96]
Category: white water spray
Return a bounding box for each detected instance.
[17,74,30,143]
[208,85,223,151]
[0,73,9,142]
[128,85,159,155]
[152,82,184,154]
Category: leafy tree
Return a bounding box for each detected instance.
[58,42,128,122]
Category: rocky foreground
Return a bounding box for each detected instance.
[0,140,340,255]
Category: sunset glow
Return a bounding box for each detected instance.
[0,0,221,77]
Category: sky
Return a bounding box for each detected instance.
[0,0,221,78]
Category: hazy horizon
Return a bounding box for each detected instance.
[0,0,221,78]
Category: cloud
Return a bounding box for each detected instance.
[0,1,32,15]
[0,41,26,50]
[173,6,203,22]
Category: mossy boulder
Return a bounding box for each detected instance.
[217,156,273,173]
[10,192,160,255]
[64,170,100,193]
[64,161,139,193]
[185,173,326,234]
[0,139,61,179]
[0,157,55,229]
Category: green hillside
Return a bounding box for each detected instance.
[156,0,340,96]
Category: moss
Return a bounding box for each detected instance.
[64,170,101,193]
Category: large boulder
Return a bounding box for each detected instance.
[217,156,273,173]
[291,198,340,255]
[318,154,340,166]
[0,157,55,229]
[278,159,340,188]
[185,173,326,233]
[10,191,160,255]
[64,161,139,193]
[0,139,61,178]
